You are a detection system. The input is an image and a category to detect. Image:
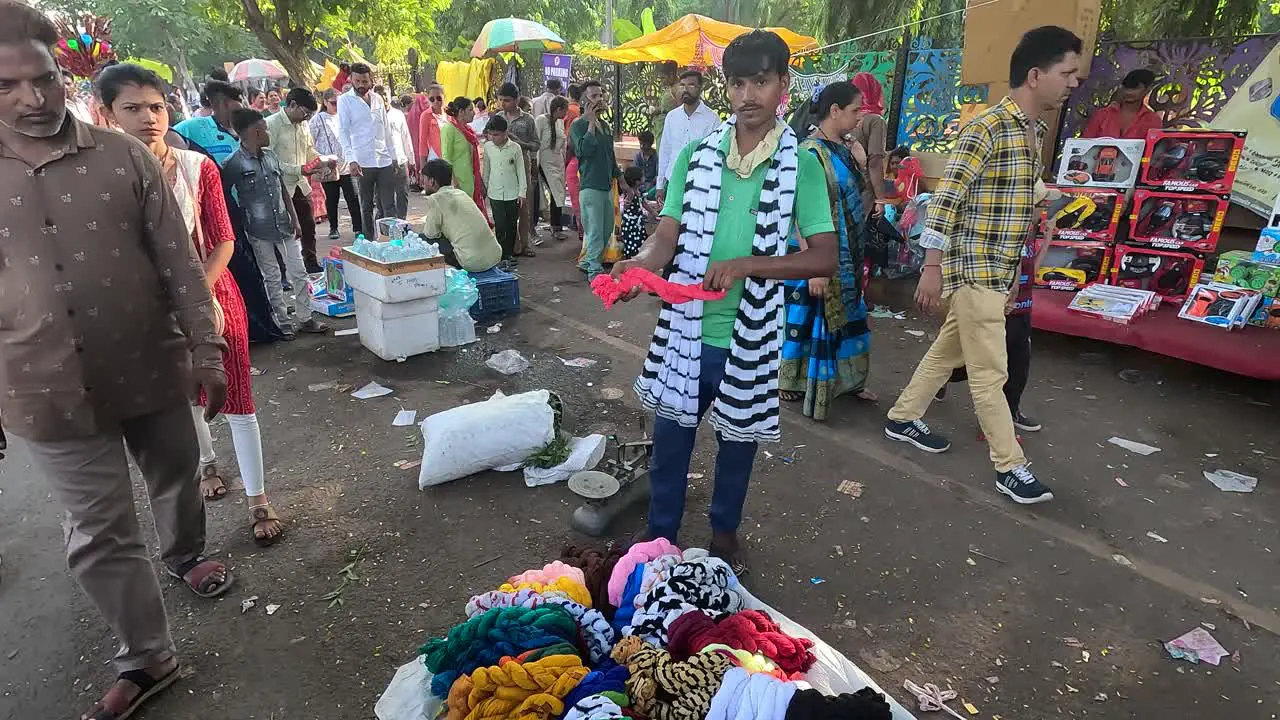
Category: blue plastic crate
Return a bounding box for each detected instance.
[469,267,520,322]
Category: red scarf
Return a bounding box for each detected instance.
[450,114,487,216]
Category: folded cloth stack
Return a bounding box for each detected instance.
[563,692,628,720]
[607,537,682,607]
[611,635,734,720]
[559,544,624,616]
[706,667,797,720]
[420,605,579,697]
[444,653,588,720]
[624,557,745,645]
[707,667,892,720]
[666,609,816,675]
[464,588,616,664]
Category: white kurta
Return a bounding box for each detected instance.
[535,114,567,207]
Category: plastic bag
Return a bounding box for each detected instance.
[417,389,555,488]
[439,268,480,317]
[485,349,529,375]
[523,434,608,487]
[374,657,440,720]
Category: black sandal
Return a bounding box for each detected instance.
[82,662,182,720]
[166,555,234,598]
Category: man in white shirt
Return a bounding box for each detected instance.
[388,95,416,220]
[531,78,562,118]
[656,70,721,205]
[337,63,396,237]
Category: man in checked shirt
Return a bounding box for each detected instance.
[883,26,1082,505]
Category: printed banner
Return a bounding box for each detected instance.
[789,61,852,100]
[1211,40,1280,216]
[543,53,572,83]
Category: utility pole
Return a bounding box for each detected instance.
[603,0,615,47]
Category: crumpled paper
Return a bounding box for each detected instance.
[1164,627,1229,665]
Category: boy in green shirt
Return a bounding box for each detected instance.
[611,31,837,572]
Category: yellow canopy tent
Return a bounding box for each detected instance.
[582,14,817,65]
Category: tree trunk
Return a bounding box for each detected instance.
[275,49,316,87]
[238,0,316,86]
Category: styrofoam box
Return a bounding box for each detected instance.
[343,262,447,304]
[354,291,440,360]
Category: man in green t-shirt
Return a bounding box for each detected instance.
[611,31,837,573]
[570,80,622,278]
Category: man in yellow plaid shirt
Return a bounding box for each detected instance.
[884,26,1082,505]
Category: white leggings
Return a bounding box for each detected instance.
[191,407,266,497]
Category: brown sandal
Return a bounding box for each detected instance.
[199,464,228,501]
[82,661,182,720]
[250,503,285,547]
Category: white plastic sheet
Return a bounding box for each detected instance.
[523,434,608,487]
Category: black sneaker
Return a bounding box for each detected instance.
[934,385,948,401]
[1012,411,1042,432]
[328,230,341,240]
[995,465,1054,504]
[884,419,951,453]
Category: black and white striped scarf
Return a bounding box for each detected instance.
[634,117,799,444]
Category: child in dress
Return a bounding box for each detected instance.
[620,165,649,258]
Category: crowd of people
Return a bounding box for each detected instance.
[0,0,1094,710]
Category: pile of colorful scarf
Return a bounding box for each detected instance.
[412,542,893,720]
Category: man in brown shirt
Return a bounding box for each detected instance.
[0,4,233,717]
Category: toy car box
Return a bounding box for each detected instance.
[1045,185,1125,241]
[1249,296,1280,328]
[1034,240,1113,291]
[1128,189,1228,253]
[1056,138,1145,190]
[1178,282,1263,330]
[1139,128,1246,195]
[1255,190,1280,263]
[1110,243,1205,305]
[1067,284,1159,324]
[1213,250,1280,297]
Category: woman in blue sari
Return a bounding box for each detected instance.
[779,81,875,420]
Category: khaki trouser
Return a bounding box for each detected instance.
[25,404,205,672]
[887,284,1026,472]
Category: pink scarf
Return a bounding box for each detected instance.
[407,94,431,163]
[852,72,885,116]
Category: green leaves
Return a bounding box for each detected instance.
[614,18,644,45]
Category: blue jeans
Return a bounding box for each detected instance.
[647,344,759,543]
[578,187,612,277]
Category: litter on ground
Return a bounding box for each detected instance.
[351,381,394,399]
[1204,469,1258,493]
[1107,437,1162,455]
[1165,627,1230,665]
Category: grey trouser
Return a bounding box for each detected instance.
[247,233,313,329]
[392,162,409,220]
[25,404,205,672]
[356,164,396,238]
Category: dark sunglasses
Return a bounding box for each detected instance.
[429,95,443,101]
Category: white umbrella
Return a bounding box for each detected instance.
[228,58,288,82]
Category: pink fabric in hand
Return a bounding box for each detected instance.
[591,268,728,309]
[607,537,682,607]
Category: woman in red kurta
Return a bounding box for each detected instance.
[98,63,285,547]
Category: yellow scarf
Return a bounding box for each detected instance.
[725,121,785,179]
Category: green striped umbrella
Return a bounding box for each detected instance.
[470,18,565,57]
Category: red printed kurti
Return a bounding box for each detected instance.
[186,155,256,415]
